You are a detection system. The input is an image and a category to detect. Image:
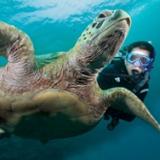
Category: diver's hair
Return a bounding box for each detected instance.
[123,41,155,60]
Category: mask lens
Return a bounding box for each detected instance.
[129,54,139,62]
[140,56,150,64]
[126,52,151,65]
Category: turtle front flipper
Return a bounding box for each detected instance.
[0,22,36,76]
[13,89,98,141]
[101,87,160,131]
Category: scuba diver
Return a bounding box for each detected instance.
[97,41,156,130]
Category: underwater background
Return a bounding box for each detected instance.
[0,0,160,160]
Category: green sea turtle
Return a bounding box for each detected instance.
[0,10,159,142]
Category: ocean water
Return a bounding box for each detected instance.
[0,0,160,160]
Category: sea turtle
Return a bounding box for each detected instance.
[0,10,159,142]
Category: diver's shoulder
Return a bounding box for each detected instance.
[109,57,124,70]
[99,57,124,75]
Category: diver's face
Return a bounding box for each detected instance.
[125,47,150,76]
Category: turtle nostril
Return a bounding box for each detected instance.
[98,13,106,18]
[96,20,104,29]
[92,22,97,28]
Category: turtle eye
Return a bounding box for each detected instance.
[98,13,106,18]
[98,11,112,18]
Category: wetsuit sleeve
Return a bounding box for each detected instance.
[136,83,149,101]
[97,64,116,90]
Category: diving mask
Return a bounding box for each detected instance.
[126,52,153,71]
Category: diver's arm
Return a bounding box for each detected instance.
[136,83,149,101]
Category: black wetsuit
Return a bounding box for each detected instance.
[97,57,149,128]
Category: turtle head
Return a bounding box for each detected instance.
[73,10,131,73]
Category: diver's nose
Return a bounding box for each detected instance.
[131,65,143,74]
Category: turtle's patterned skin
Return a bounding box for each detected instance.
[0,10,159,142]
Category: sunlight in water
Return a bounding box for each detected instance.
[12,0,136,23]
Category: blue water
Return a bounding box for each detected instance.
[0,0,160,160]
